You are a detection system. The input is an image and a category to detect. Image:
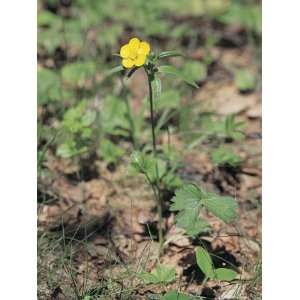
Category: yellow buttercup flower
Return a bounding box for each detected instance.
[120,38,150,69]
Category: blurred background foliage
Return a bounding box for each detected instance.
[38,0,261,178]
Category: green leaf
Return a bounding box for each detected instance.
[215,268,237,281]
[195,247,215,279]
[170,184,210,236]
[130,151,167,184]
[160,290,198,300]
[139,265,176,284]
[175,210,210,237]
[101,95,130,137]
[38,68,61,104]
[202,194,238,223]
[211,147,242,167]
[99,139,125,164]
[56,142,87,158]
[156,90,180,110]
[170,183,237,236]
[158,65,198,88]
[152,74,162,102]
[217,3,261,34]
[224,115,245,141]
[38,11,63,29]
[170,184,202,211]
[38,30,63,54]
[158,51,184,59]
[82,111,96,127]
[234,69,256,92]
[62,61,96,88]
[62,101,94,136]
[183,61,207,83]
[104,65,124,77]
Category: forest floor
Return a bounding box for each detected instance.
[38,46,261,300]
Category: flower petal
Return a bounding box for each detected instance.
[138,41,150,56]
[120,44,130,58]
[128,38,140,51]
[122,58,134,68]
[134,54,146,67]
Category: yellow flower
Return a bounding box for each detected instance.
[120,38,150,69]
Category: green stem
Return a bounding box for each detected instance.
[146,69,163,254]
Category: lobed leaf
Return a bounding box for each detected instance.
[170,185,210,236]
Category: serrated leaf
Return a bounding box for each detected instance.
[195,247,215,279]
[215,268,237,281]
[176,210,210,237]
[158,51,184,59]
[158,65,198,88]
[202,194,238,223]
[170,184,203,211]
[139,265,176,284]
[161,290,198,300]
[170,185,210,236]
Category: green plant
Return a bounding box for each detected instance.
[130,150,182,194]
[211,146,242,168]
[98,139,125,165]
[195,246,237,282]
[224,115,245,141]
[56,101,96,158]
[112,37,240,256]
[185,113,245,149]
[160,290,199,300]
[111,37,198,254]
[38,68,61,105]
[139,264,176,284]
[234,68,257,92]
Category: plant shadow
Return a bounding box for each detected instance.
[180,239,240,285]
